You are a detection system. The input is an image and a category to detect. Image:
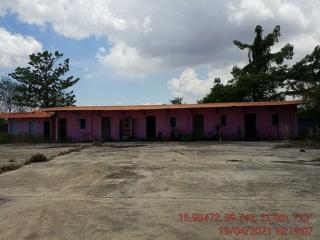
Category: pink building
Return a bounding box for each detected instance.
[0,100,302,142]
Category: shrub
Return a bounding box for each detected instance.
[0,133,13,144]
[180,134,193,142]
[92,141,103,147]
[0,163,22,174]
[26,153,48,164]
[308,127,320,141]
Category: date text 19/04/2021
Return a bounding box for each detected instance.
[178,212,314,237]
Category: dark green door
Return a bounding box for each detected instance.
[146,116,156,139]
[193,114,204,139]
[58,118,67,141]
[101,117,111,141]
[245,113,256,140]
[44,121,50,139]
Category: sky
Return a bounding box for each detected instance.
[0,0,319,105]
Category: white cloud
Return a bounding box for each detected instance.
[167,64,238,103]
[142,15,153,33]
[96,41,161,77]
[0,27,42,67]
[143,102,164,105]
[228,0,274,23]
[0,0,319,78]
[0,0,130,39]
[228,0,309,29]
[289,34,319,55]
[167,68,215,102]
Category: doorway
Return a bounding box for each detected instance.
[120,118,133,140]
[245,113,256,139]
[101,117,111,141]
[146,116,156,139]
[193,114,204,139]
[58,118,67,141]
[44,120,50,139]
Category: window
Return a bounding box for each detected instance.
[170,117,176,128]
[221,115,227,126]
[80,119,86,129]
[272,114,279,126]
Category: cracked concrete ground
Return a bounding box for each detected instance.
[0,142,319,240]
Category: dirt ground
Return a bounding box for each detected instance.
[0,142,319,240]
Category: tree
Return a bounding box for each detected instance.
[0,77,21,112]
[201,78,242,103]
[9,51,79,108]
[202,25,294,102]
[170,97,183,104]
[288,45,320,115]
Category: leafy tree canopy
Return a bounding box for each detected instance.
[288,45,320,113]
[0,77,23,112]
[9,51,79,108]
[170,97,183,104]
[202,25,294,103]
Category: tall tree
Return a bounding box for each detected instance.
[202,25,294,102]
[288,45,320,114]
[0,77,21,112]
[9,51,79,108]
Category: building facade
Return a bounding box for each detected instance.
[0,101,302,142]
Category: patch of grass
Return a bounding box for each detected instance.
[92,141,103,147]
[273,156,320,167]
[179,134,193,142]
[0,145,89,175]
[24,153,48,165]
[0,163,23,174]
[274,140,320,149]
[105,144,146,148]
[313,155,320,162]
[55,145,87,157]
[0,153,48,174]
[27,154,48,164]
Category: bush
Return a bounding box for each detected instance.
[26,154,48,164]
[0,163,22,174]
[180,134,193,142]
[0,133,13,144]
[308,127,320,141]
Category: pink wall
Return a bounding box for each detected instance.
[8,118,45,136]
[9,105,297,141]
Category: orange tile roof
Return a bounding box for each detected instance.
[0,111,55,119]
[41,100,303,112]
[0,100,303,119]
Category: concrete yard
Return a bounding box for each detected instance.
[0,142,319,240]
[0,143,80,166]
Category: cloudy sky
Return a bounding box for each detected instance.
[0,0,319,105]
